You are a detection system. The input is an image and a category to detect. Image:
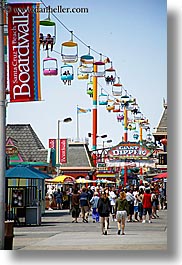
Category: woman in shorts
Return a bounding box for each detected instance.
[115,191,129,235]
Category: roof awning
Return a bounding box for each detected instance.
[96,173,116,178]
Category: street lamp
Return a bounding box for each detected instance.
[102,139,112,149]
[102,139,112,162]
[88,132,107,138]
[57,117,72,175]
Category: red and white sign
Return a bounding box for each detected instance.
[60,139,67,164]
[8,3,41,102]
[49,139,56,149]
[108,142,153,160]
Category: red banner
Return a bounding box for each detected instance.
[8,3,41,102]
[49,139,56,149]
[60,139,67,164]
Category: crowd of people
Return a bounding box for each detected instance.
[45,180,167,236]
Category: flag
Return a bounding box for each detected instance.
[77,107,91,113]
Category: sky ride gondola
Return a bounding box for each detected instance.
[131,104,139,115]
[106,99,115,112]
[105,62,116,85]
[133,130,139,140]
[141,123,150,131]
[40,13,56,48]
[77,66,89,80]
[80,47,94,73]
[93,54,105,77]
[146,133,153,142]
[61,31,78,63]
[112,102,121,112]
[127,122,136,130]
[87,80,93,97]
[133,111,142,121]
[117,113,124,122]
[99,89,108,105]
[43,57,58,76]
[120,93,131,108]
[112,77,123,96]
[60,64,74,85]
[139,119,149,125]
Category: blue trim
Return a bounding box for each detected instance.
[32,4,38,100]
[61,74,74,81]
[81,54,94,60]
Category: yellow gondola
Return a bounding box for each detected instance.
[127,122,136,130]
[61,31,78,63]
[106,99,115,112]
[77,66,89,80]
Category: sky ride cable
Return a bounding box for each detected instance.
[39,0,149,123]
[39,0,108,58]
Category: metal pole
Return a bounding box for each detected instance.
[123,106,128,186]
[123,106,128,142]
[57,120,60,176]
[92,64,97,185]
[139,125,143,175]
[76,105,79,140]
[102,141,105,162]
[92,63,97,156]
[0,0,5,249]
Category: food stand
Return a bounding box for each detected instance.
[6,165,52,226]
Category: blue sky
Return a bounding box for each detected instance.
[7,0,167,149]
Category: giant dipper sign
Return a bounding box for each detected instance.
[107,142,153,160]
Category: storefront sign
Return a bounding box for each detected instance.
[8,2,41,102]
[108,142,153,160]
[97,162,106,168]
[6,145,18,156]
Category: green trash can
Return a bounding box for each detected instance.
[4,220,14,250]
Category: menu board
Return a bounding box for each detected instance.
[12,189,25,208]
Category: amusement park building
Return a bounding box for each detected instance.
[6,124,51,171]
[6,124,94,179]
[59,139,95,179]
[152,101,167,171]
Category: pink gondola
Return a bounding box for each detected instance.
[43,57,58,76]
[117,114,124,122]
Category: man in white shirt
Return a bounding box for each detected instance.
[109,187,117,221]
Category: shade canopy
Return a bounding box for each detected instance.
[75,178,94,184]
[6,165,52,179]
[96,179,115,184]
[153,172,168,179]
[45,175,75,184]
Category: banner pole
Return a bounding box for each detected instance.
[0,0,5,249]
[76,105,79,140]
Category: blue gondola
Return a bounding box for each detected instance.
[60,64,74,85]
